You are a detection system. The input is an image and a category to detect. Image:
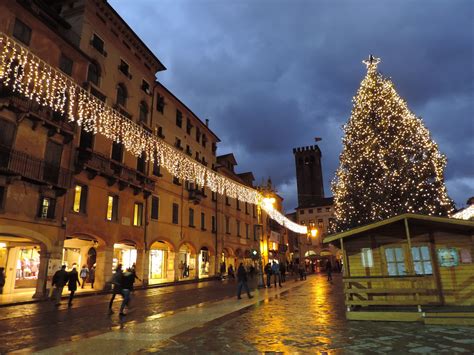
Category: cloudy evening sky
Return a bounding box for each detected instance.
[110,0,473,212]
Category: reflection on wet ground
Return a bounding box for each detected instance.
[144,275,474,354]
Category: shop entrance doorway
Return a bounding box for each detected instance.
[178,244,195,279]
[198,247,210,278]
[0,236,42,296]
[149,241,173,284]
[113,242,137,271]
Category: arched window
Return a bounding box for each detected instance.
[87,61,101,86]
[139,101,148,124]
[116,83,127,107]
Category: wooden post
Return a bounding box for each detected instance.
[341,238,352,311]
[404,218,419,308]
[429,231,445,305]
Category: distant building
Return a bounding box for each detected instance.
[291,144,339,267]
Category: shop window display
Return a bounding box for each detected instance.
[15,248,40,287]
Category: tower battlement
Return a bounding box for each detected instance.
[293,145,321,154]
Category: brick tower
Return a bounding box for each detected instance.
[293,145,324,207]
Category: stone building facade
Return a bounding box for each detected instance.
[0,0,278,298]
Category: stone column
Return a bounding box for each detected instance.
[95,245,114,290]
[135,248,148,286]
[34,244,63,299]
[173,252,180,281]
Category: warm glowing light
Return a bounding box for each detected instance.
[331,54,453,232]
[310,228,318,237]
[0,32,309,234]
[452,205,474,220]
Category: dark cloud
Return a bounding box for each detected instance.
[110,0,474,211]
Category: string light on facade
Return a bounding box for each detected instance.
[0,32,307,235]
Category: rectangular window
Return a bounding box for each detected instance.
[411,246,433,275]
[225,196,230,206]
[133,203,143,227]
[212,215,216,232]
[201,212,205,230]
[245,224,249,239]
[176,110,182,128]
[106,195,118,221]
[72,184,88,213]
[137,153,146,174]
[91,33,104,54]
[0,186,5,210]
[300,210,305,215]
[175,137,182,149]
[196,127,201,143]
[317,208,321,213]
[212,191,217,201]
[309,209,314,213]
[326,207,331,212]
[189,208,194,227]
[245,202,249,214]
[59,54,73,76]
[172,203,179,224]
[151,196,159,220]
[237,220,241,236]
[157,126,164,138]
[111,141,124,162]
[361,248,374,268]
[318,219,324,229]
[43,140,62,184]
[38,197,56,219]
[236,199,240,211]
[153,160,161,176]
[225,216,230,234]
[13,18,32,45]
[173,176,181,185]
[119,59,129,76]
[0,119,16,148]
[141,80,150,94]
[186,118,193,135]
[156,94,164,113]
[253,205,256,218]
[385,247,406,276]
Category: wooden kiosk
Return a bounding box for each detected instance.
[324,214,474,325]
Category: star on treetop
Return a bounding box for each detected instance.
[363,54,381,69]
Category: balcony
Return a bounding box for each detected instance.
[0,85,74,142]
[189,188,203,205]
[0,145,71,190]
[75,148,155,195]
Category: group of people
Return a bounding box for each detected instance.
[264,261,286,288]
[51,263,140,316]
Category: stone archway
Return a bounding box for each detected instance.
[148,240,175,284]
[178,242,197,280]
[0,225,55,298]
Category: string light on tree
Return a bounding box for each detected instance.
[0,32,307,235]
[331,55,454,232]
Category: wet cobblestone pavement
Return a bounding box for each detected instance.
[3,275,473,354]
[144,275,474,354]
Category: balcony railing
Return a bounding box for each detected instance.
[75,148,155,193]
[0,85,75,135]
[0,145,71,189]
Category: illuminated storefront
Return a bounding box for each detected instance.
[113,243,137,271]
[198,247,210,278]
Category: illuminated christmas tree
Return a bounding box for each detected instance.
[332,55,454,231]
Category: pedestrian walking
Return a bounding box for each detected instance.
[108,264,123,312]
[131,263,142,284]
[119,268,135,316]
[326,261,333,282]
[236,263,253,300]
[272,261,282,287]
[89,265,96,289]
[52,265,69,306]
[80,264,89,288]
[220,262,226,280]
[228,265,235,280]
[264,262,272,288]
[0,267,6,294]
[279,262,286,283]
[298,262,306,281]
[67,266,81,307]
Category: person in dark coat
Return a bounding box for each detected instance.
[67,266,81,307]
[52,265,69,306]
[119,269,135,316]
[227,265,235,280]
[108,264,123,313]
[326,261,333,281]
[0,267,6,294]
[237,263,253,299]
[264,262,272,288]
[89,265,96,289]
[279,262,286,283]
